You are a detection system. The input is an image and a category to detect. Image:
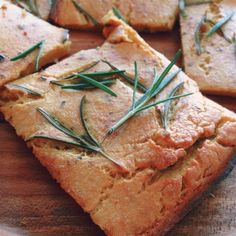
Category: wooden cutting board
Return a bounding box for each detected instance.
[0,26,236,236]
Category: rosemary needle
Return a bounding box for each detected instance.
[102,60,147,92]
[112,7,127,23]
[72,0,99,27]
[107,50,193,134]
[11,40,45,72]
[162,82,184,130]
[9,84,42,97]
[206,11,235,37]
[179,0,187,18]
[0,54,5,62]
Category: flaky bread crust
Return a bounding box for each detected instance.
[0,0,71,87]
[0,13,236,236]
[50,0,179,32]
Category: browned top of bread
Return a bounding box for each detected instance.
[0,0,71,87]
[50,0,179,32]
[180,0,236,96]
[0,12,235,236]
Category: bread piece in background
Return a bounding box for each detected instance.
[180,0,236,97]
[50,0,179,32]
[0,0,71,87]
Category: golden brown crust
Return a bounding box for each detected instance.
[50,0,179,32]
[0,0,71,87]
[0,13,236,236]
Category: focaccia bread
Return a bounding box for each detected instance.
[180,0,236,96]
[50,0,179,32]
[0,12,236,236]
[0,0,71,87]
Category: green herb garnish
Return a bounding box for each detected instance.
[161,82,184,130]
[206,11,235,37]
[112,7,127,23]
[15,0,39,16]
[11,40,45,72]
[107,50,193,134]
[194,15,206,55]
[102,60,147,92]
[72,0,99,27]
[28,97,125,169]
[9,84,42,97]
[0,54,5,62]
[58,79,115,90]
[179,0,187,17]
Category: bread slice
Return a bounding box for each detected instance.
[180,0,236,97]
[1,12,236,236]
[0,0,71,87]
[50,0,179,32]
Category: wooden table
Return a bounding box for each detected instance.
[0,25,236,236]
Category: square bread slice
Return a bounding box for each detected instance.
[1,12,236,236]
[0,0,71,87]
[180,0,236,97]
[50,0,179,32]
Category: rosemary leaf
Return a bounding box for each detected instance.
[161,82,184,129]
[194,15,206,55]
[179,0,187,17]
[72,0,99,27]
[9,84,42,97]
[81,70,126,78]
[0,54,5,62]
[112,7,127,23]
[76,74,117,97]
[11,40,45,72]
[58,61,100,81]
[206,11,234,38]
[61,79,114,90]
[80,96,99,147]
[132,61,138,109]
[102,60,147,92]
[107,50,193,134]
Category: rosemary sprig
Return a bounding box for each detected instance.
[11,40,45,72]
[15,0,39,16]
[8,84,42,97]
[28,97,125,168]
[0,54,5,62]
[102,60,147,92]
[107,50,193,134]
[194,15,206,55]
[206,11,235,37]
[161,82,184,130]
[186,0,212,5]
[112,7,127,23]
[179,0,187,17]
[72,0,99,27]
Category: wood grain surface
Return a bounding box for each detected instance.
[0,25,235,236]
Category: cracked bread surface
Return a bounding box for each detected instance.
[0,13,236,236]
[50,0,179,32]
[0,0,71,87]
[180,0,236,97]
